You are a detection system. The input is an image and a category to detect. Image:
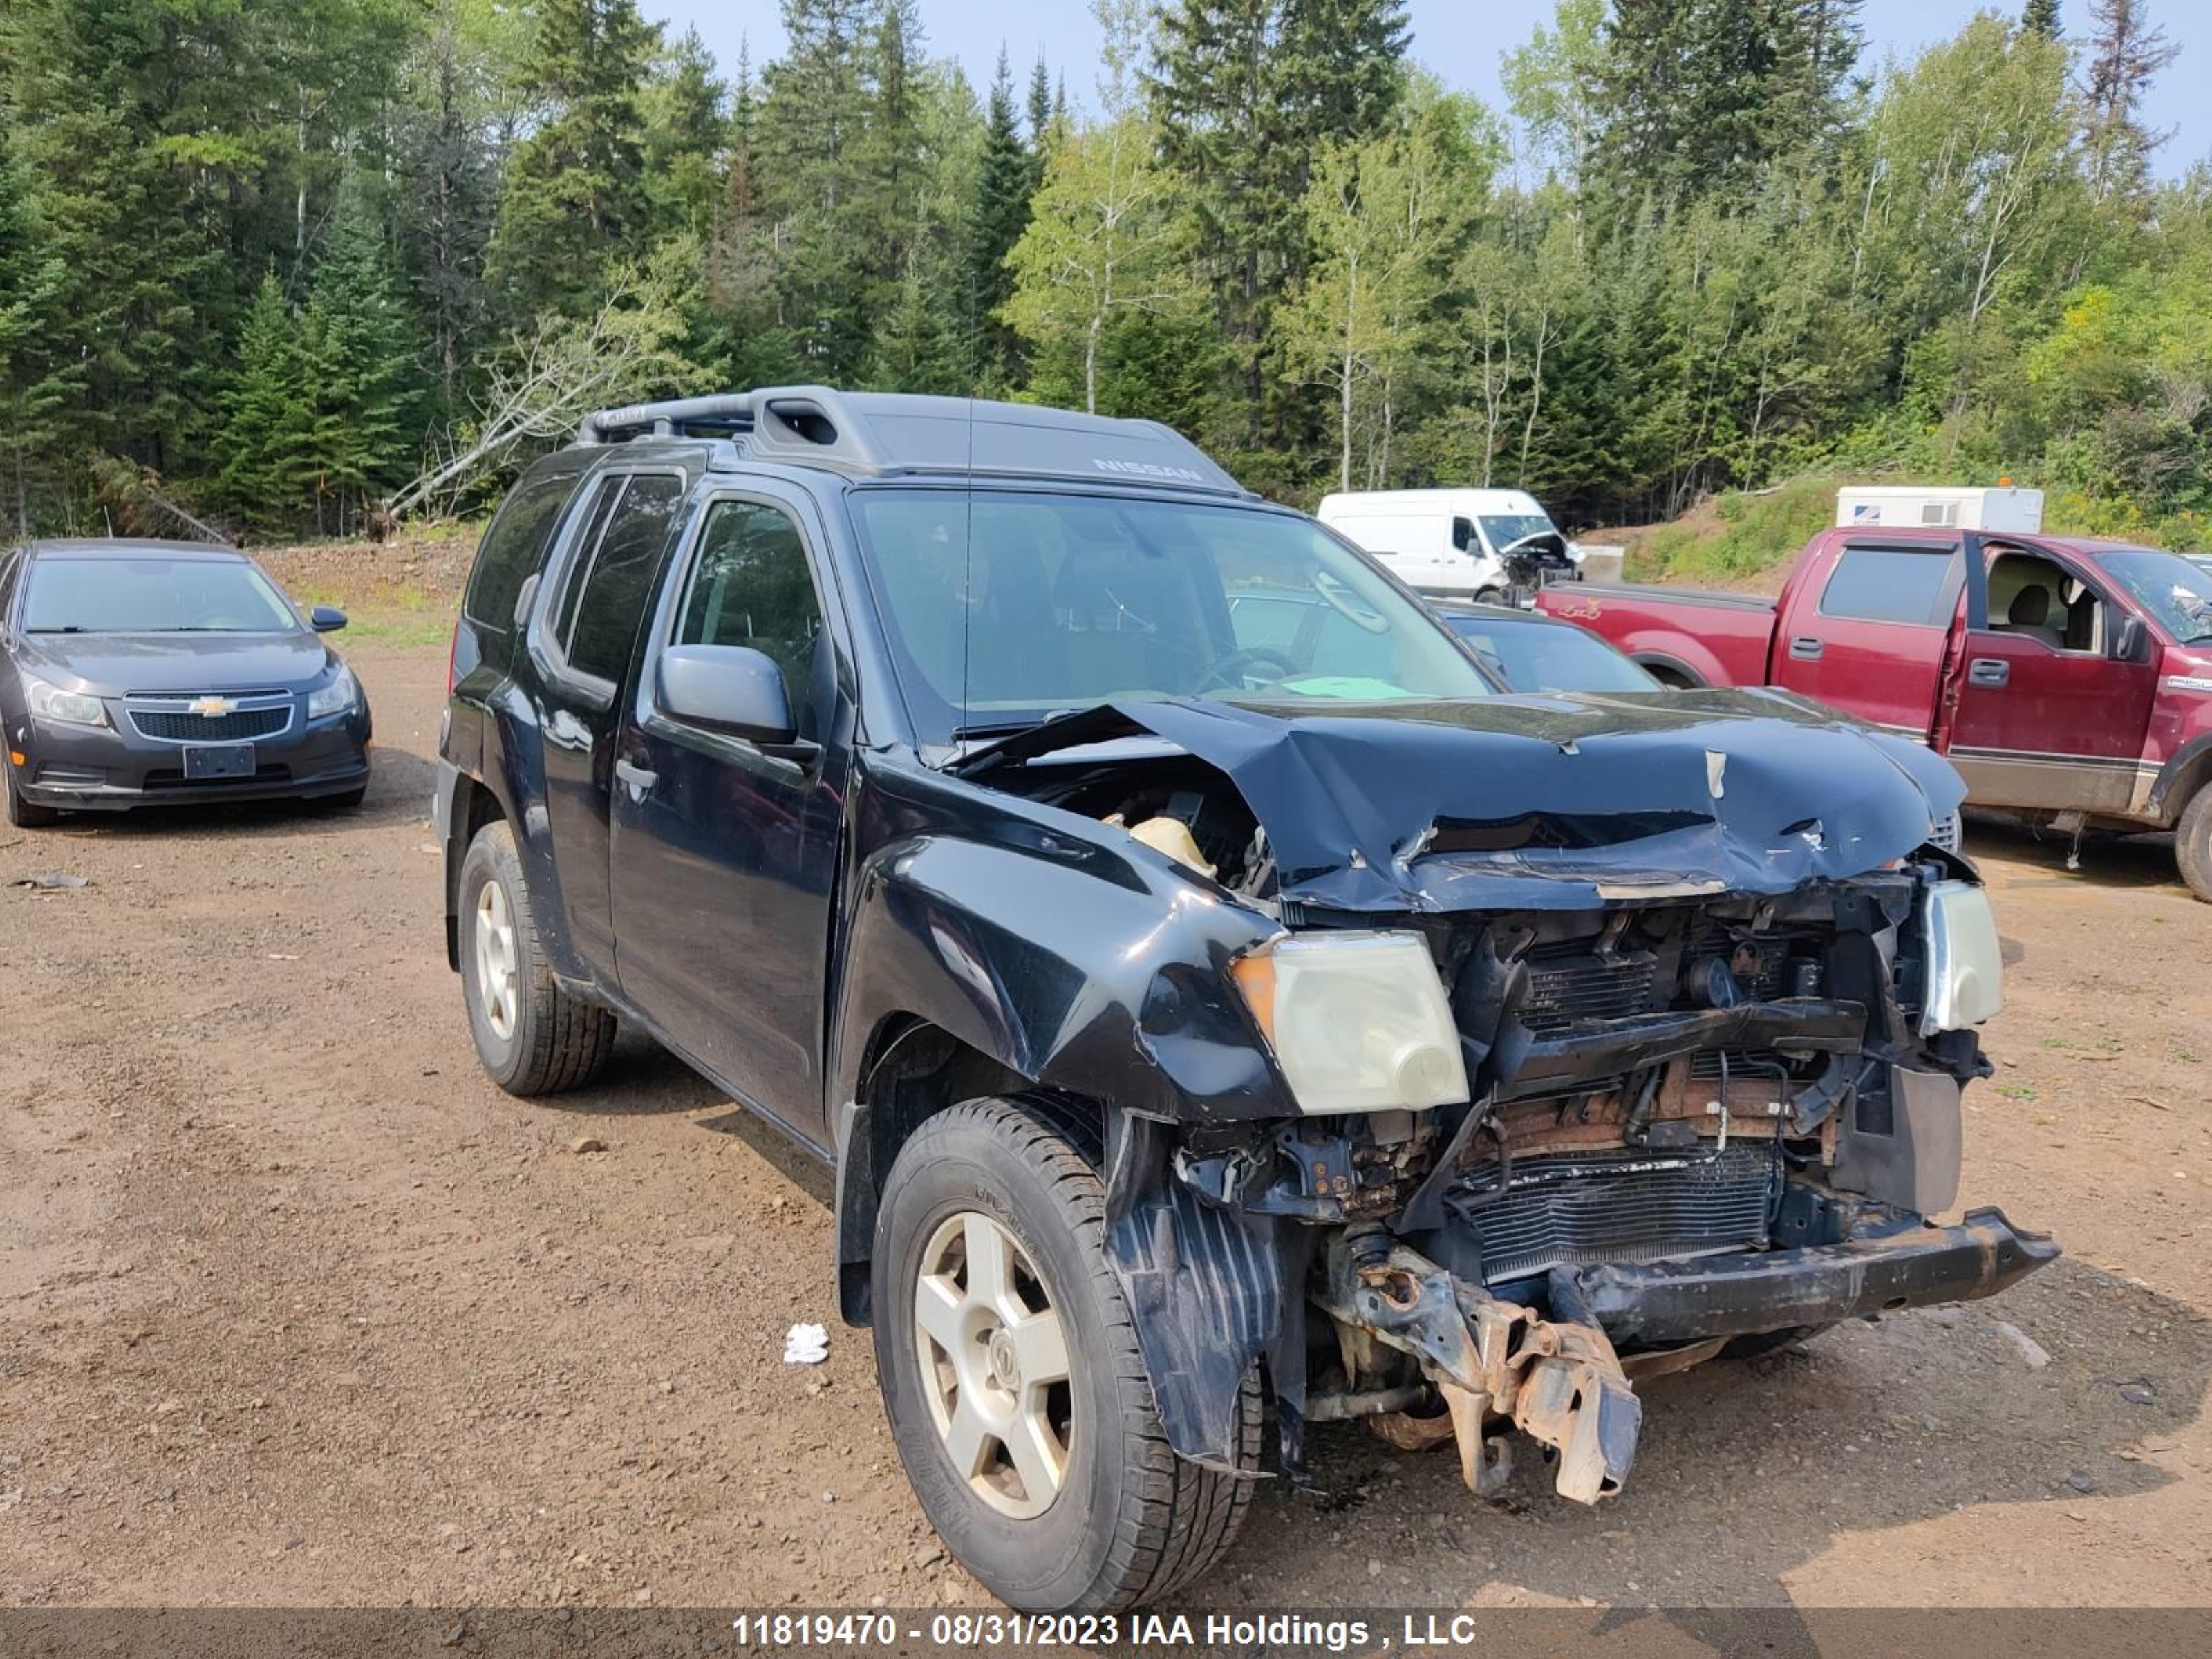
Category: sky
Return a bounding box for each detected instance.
[644,0,2208,178]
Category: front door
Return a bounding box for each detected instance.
[1944,547,2159,814]
[608,487,850,1149]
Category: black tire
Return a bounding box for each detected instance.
[5,765,60,828]
[1473,586,1506,606]
[872,1094,1259,1611]
[456,819,617,1095]
[2176,787,2212,903]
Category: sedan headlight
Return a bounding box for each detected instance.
[1232,930,1469,1114]
[24,673,109,729]
[306,666,359,720]
[1918,879,2003,1035]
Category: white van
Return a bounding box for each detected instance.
[1316,488,1580,599]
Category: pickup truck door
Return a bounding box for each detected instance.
[1770,536,1964,738]
[1941,545,2160,814]
[606,485,852,1152]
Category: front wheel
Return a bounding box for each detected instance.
[5,763,59,828]
[2175,787,2212,902]
[872,1096,1258,1611]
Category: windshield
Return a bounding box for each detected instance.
[1444,613,1659,693]
[847,489,1494,746]
[1477,512,1559,552]
[21,557,298,635]
[2098,549,2212,644]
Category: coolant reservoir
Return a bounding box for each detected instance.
[1127,816,1217,879]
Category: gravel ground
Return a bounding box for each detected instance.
[3,635,2209,1611]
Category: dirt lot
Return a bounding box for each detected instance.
[5,628,2211,1612]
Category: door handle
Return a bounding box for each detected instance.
[612,758,658,796]
[1788,636,1824,660]
[1969,657,2009,688]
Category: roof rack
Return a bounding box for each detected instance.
[576,386,1253,498]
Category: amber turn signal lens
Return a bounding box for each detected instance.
[1230,950,1277,1044]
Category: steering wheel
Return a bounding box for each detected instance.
[1197,644,1302,693]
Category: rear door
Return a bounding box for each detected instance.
[1942,545,2159,813]
[1770,536,1962,736]
[607,485,852,1150]
[523,467,687,981]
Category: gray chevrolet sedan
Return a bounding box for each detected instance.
[2,539,372,827]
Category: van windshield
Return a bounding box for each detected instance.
[1479,512,1560,551]
[847,489,1494,747]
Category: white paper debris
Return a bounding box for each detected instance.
[784,1322,830,1365]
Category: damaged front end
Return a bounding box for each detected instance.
[960,690,2059,1510]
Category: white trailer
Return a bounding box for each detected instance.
[1835,485,2044,534]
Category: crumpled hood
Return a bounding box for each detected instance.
[958,687,1966,912]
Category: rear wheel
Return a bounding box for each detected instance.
[872,1095,1259,1611]
[2175,787,2212,903]
[457,820,617,1094]
[5,763,59,828]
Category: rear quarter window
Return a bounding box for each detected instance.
[462,468,583,647]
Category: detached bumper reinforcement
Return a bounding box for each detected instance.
[1564,1205,2061,1347]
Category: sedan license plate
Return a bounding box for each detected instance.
[182,744,255,780]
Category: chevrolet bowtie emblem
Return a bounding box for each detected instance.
[189,696,237,718]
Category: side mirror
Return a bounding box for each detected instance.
[1451,517,1476,553]
[309,605,348,633]
[2114,614,2150,663]
[658,643,798,746]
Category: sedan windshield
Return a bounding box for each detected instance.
[1443,613,1660,693]
[847,489,1494,747]
[2100,548,2212,644]
[21,557,297,635]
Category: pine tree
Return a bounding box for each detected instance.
[0,122,73,535]
[966,50,1033,386]
[212,275,316,525]
[485,0,659,321]
[1027,51,1054,152]
[2083,0,2180,202]
[301,190,420,529]
[2021,0,2063,40]
[643,29,729,243]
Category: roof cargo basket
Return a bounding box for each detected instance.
[577,386,1250,497]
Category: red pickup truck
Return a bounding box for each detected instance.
[1537,526,2212,899]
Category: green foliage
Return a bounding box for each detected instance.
[0,0,2200,552]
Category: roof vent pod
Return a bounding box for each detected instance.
[761,399,838,447]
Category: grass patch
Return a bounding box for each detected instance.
[297,585,456,650]
[1626,474,1853,585]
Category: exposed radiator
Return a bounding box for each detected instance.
[1517,943,1660,1031]
[1448,1144,1777,1284]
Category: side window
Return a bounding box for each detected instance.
[463,469,580,635]
[565,474,685,683]
[550,476,628,649]
[675,499,827,736]
[1818,547,1956,627]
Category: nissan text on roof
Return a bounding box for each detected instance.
[435,389,2054,1611]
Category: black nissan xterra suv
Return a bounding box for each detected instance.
[435,388,2057,1611]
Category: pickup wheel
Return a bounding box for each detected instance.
[2175,787,2212,903]
[872,1094,1259,1611]
[457,820,617,1095]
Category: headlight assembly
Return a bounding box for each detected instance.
[1918,878,2003,1034]
[307,666,359,720]
[1232,930,1469,1114]
[24,673,109,729]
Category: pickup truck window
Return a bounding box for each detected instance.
[850,488,1492,746]
[2099,548,2212,644]
[1819,546,1956,627]
[676,498,827,735]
